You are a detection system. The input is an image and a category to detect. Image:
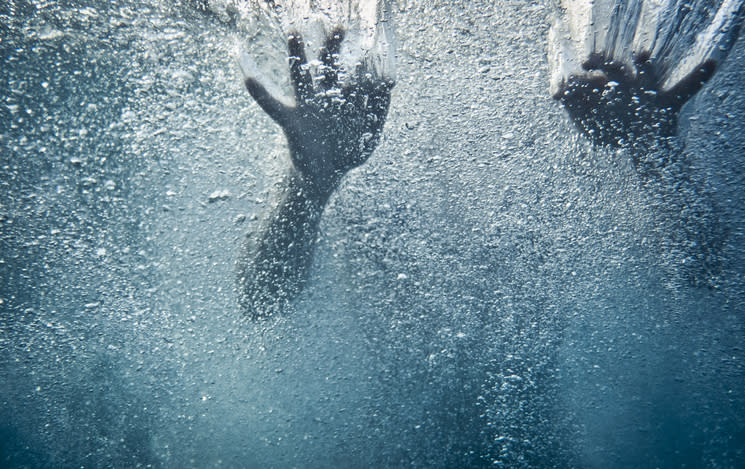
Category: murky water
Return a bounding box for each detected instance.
[2,1,744,467]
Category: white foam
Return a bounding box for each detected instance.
[548,0,745,95]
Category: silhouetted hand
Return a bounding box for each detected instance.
[239,28,394,196]
[555,51,716,148]
[236,27,394,317]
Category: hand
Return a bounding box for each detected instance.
[239,28,394,195]
[554,51,716,147]
[236,27,394,316]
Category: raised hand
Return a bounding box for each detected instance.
[554,51,724,287]
[240,28,394,197]
[236,27,394,317]
[554,51,716,149]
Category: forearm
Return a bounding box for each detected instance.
[237,162,334,317]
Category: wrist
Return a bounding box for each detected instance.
[288,154,342,205]
[285,164,338,208]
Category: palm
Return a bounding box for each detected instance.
[241,28,393,189]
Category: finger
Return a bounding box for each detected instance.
[360,84,393,159]
[320,27,345,89]
[324,27,345,59]
[664,59,717,110]
[288,31,313,102]
[244,77,292,127]
[599,59,629,83]
[583,52,628,82]
[559,73,609,101]
[582,53,606,71]
[368,85,393,134]
[633,51,657,90]
[374,81,393,114]
[239,52,292,126]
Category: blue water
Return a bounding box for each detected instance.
[2,1,744,467]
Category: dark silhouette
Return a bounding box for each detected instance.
[555,51,716,161]
[237,28,394,317]
[554,50,726,287]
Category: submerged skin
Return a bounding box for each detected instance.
[237,28,393,317]
[556,51,724,286]
[555,51,716,162]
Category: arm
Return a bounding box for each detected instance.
[236,29,394,317]
[236,167,328,316]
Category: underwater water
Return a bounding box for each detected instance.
[2,0,745,467]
